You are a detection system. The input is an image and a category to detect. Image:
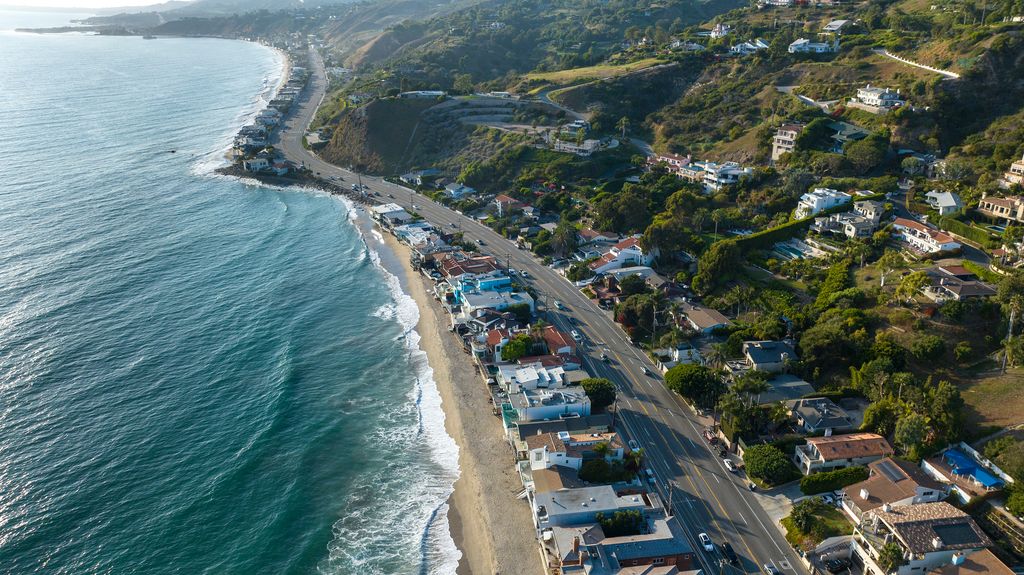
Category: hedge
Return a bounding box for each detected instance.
[801,387,866,402]
[938,216,996,248]
[962,260,1003,284]
[800,466,870,495]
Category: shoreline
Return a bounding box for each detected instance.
[377,229,540,575]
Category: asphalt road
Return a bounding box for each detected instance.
[275,46,809,575]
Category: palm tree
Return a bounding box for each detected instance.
[998,273,1024,371]
[733,371,770,407]
[593,441,611,459]
[616,116,630,139]
[706,343,729,370]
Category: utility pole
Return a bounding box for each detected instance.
[666,480,675,512]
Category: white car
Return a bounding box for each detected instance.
[628,440,640,451]
[699,532,714,552]
[570,330,583,342]
[723,459,737,472]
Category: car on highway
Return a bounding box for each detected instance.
[698,533,714,552]
[720,542,738,564]
[519,269,529,277]
[748,482,757,491]
[641,366,652,376]
[553,300,565,310]
[570,330,583,342]
[645,468,656,484]
[600,349,609,362]
[628,440,640,451]
[476,239,485,246]
[764,564,781,575]
[723,459,737,473]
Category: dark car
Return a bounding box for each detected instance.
[720,542,738,564]
[825,559,850,573]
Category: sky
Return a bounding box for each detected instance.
[3,0,164,7]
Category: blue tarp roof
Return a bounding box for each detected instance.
[944,449,1004,488]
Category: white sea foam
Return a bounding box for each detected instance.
[331,200,462,575]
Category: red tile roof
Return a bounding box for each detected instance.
[486,328,513,347]
[807,433,893,461]
[542,325,576,354]
[439,255,501,278]
[588,252,618,270]
[614,236,642,251]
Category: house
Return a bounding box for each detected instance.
[542,325,578,356]
[509,414,611,459]
[549,514,696,574]
[588,236,660,275]
[741,374,815,405]
[679,303,731,334]
[788,37,839,54]
[526,430,625,471]
[812,200,885,239]
[399,90,447,98]
[444,182,476,199]
[399,169,440,186]
[852,502,992,575]
[370,203,414,227]
[921,446,1007,504]
[242,156,270,171]
[648,152,690,171]
[534,485,653,530]
[772,124,804,161]
[742,340,798,373]
[462,290,534,315]
[925,190,963,215]
[977,194,1024,224]
[271,161,289,176]
[730,38,769,55]
[791,397,855,435]
[841,457,949,523]
[1001,152,1024,188]
[655,344,705,372]
[670,40,705,52]
[929,549,1015,575]
[698,161,752,192]
[577,228,620,247]
[554,138,601,157]
[892,218,961,253]
[710,23,731,38]
[823,19,851,32]
[850,84,906,114]
[829,121,869,154]
[795,432,894,475]
[795,188,853,218]
[923,266,996,302]
[494,194,523,216]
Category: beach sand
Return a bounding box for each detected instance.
[380,232,541,575]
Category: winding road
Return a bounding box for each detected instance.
[275,45,810,575]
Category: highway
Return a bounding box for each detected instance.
[275,46,809,575]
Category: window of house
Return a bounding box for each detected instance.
[653,558,665,565]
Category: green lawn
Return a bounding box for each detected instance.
[781,505,854,550]
[526,58,665,84]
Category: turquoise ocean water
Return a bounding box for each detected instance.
[0,11,459,575]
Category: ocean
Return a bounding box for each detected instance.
[0,10,459,575]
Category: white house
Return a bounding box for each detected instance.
[823,19,851,32]
[370,203,414,226]
[710,23,732,38]
[892,218,961,253]
[788,37,839,53]
[841,457,948,523]
[1002,153,1024,187]
[795,188,853,219]
[698,161,752,192]
[854,84,906,111]
[794,432,893,475]
[462,290,535,315]
[553,138,601,157]
[925,190,963,215]
[730,38,769,55]
[772,123,804,161]
[444,182,476,199]
[852,502,992,575]
[588,236,659,275]
[242,157,270,171]
[525,430,624,471]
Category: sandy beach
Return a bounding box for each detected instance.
[379,232,541,575]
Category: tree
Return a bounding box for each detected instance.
[861,397,900,436]
[567,261,595,282]
[501,333,533,362]
[693,240,741,295]
[896,271,929,304]
[581,378,617,411]
[998,272,1024,371]
[894,412,928,455]
[929,380,964,443]
[790,498,824,532]
[877,250,907,288]
[597,510,644,537]
[845,133,889,175]
[616,116,630,139]
[877,542,908,573]
[733,370,770,406]
[618,274,649,297]
[664,364,725,408]
[706,343,729,369]
[550,218,579,258]
[901,156,925,176]
[954,341,972,362]
[910,334,945,360]
[743,444,794,486]
[453,73,474,94]
[506,303,532,325]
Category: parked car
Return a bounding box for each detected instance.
[698,533,714,552]
[825,559,850,573]
[645,468,656,484]
[748,482,757,491]
[764,564,781,575]
[821,494,835,506]
[723,459,737,473]
[721,542,738,564]
[570,330,583,342]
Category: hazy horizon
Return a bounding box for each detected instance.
[0,0,171,10]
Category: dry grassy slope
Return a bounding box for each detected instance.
[346,25,439,70]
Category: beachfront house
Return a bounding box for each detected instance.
[525,430,625,472]
[370,203,414,227]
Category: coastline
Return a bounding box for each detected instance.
[377,229,540,575]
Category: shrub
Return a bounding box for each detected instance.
[800,466,870,494]
[910,334,945,360]
[743,444,798,486]
[937,216,996,248]
[581,377,616,411]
